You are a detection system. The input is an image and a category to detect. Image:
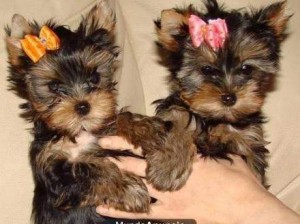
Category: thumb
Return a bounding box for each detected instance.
[98,135,143,156]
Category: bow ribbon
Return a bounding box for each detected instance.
[21,26,60,63]
[188,15,228,51]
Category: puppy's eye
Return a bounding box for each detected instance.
[201,66,215,75]
[48,80,60,92]
[201,65,221,79]
[48,80,67,95]
[89,71,100,85]
[241,64,253,75]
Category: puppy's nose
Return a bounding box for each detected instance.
[221,94,237,106]
[75,101,90,115]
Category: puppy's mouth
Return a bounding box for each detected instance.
[78,118,102,133]
[79,116,115,134]
[222,108,239,122]
[189,102,258,123]
[46,115,103,137]
[81,126,87,132]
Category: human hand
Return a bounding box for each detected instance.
[97,136,300,224]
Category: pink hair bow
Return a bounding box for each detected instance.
[188,15,228,51]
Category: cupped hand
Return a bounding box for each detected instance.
[97,136,300,224]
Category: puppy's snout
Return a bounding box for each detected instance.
[221,94,237,106]
[75,101,90,116]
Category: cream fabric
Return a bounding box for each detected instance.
[0,0,299,223]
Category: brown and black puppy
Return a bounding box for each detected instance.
[154,0,291,186]
[5,1,195,223]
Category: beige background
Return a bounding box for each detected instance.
[0,0,299,223]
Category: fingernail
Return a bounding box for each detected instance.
[98,138,112,148]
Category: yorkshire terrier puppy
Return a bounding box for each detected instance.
[154,0,290,186]
[5,1,195,223]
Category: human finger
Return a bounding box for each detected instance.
[96,204,164,219]
[99,136,143,155]
[108,157,147,177]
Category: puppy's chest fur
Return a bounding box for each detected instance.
[157,103,263,146]
[45,132,99,161]
[37,132,100,164]
[198,122,265,149]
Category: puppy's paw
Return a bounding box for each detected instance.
[104,172,150,213]
[145,133,196,191]
[197,141,233,161]
[146,159,190,191]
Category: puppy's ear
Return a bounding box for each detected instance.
[155,9,189,52]
[78,0,115,37]
[5,14,33,66]
[254,1,291,41]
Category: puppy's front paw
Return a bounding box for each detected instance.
[197,140,233,161]
[145,133,196,191]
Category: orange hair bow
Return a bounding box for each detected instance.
[21,26,60,63]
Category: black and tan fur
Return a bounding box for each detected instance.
[154,0,291,186]
[5,1,195,223]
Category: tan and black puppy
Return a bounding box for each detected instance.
[5,1,195,223]
[154,0,291,186]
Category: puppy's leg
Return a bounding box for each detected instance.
[116,112,196,191]
[35,146,150,213]
[145,129,196,191]
[80,154,150,213]
[197,124,269,186]
[195,124,236,161]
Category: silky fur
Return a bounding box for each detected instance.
[5,1,195,224]
[154,0,290,186]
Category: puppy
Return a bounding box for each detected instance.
[5,1,195,223]
[154,0,290,186]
